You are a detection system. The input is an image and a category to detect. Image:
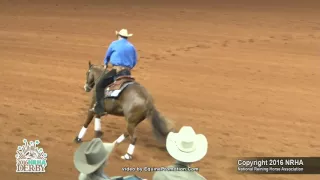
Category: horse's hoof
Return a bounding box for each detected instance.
[121,153,133,160]
[74,137,82,144]
[95,131,104,138]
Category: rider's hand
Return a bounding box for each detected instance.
[104,65,107,69]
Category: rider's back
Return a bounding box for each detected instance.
[109,39,136,68]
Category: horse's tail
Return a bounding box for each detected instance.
[147,106,175,144]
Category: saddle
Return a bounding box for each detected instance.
[106,75,135,91]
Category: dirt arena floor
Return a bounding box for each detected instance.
[1,0,320,179]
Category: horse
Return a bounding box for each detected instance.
[74,61,174,160]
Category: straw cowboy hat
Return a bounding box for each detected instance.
[74,138,115,174]
[166,126,208,163]
[115,29,133,37]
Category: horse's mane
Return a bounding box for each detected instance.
[91,64,104,70]
[91,64,104,74]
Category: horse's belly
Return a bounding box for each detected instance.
[104,99,124,116]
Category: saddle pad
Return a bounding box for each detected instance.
[104,82,135,98]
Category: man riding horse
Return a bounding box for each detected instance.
[76,30,173,160]
[93,29,137,116]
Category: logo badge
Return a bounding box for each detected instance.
[15,139,48,173]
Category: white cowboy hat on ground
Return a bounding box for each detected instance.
[166,126,208,163]
[115,29,133,37]
[74,138,115,174]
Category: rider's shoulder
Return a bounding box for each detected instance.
[126,41,135,49]
[110,40,119,45]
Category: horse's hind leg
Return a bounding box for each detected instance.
[94,115,104,138]
[120,121,139,160]
[114,131,129,144]
[74,110,95,143]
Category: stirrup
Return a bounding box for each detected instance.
[89,106,108,116]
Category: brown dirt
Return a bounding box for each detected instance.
[1,0,320,179]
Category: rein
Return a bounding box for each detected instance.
[86,67,106,90]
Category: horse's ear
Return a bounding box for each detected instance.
[88,61,92,67]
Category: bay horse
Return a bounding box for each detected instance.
[74,61,174,160]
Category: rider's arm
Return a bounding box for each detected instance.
[104,43,114,65]
[132,46,137,68]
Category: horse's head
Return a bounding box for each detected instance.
[83,61,103,92]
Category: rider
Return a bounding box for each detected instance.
[93,29,137,116]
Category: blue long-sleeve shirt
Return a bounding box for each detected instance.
[104,38,137,69]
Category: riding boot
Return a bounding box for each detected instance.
[94,86,106,115]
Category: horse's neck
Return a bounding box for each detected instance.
[94,68,105,81]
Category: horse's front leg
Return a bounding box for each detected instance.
[74,109,95,143]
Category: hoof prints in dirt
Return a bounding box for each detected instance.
[0,113,9,119]
[12,127,23,136]
[224,33,320,47]
[4,140,14,146]
[222,40,229,47]
[140,44,212,62]
[153,44,213,59]
[57,128,73,133]
[3,104,11,107]
[175,44,211,52]
[44,137,55,142]
[150,54,166,60]
[18,112,29,116]
[28,121,37,126]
